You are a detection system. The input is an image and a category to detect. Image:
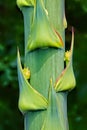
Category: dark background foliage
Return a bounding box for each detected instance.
[0,0,87,129]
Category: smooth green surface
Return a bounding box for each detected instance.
[0,0,87,130]
[22,7,34,53]
[44,0,65,39]
[25,48,64,98]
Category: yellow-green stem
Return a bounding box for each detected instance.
[17,0,69,130]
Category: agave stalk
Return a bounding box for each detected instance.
[17,0,76,130]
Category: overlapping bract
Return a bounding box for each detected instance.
[17,1,76,129]
[27,0,63,51]
[55,28,76,92]
[17,28,76,115]
[17,49,48,113]
[41,82,68,130]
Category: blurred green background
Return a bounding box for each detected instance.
[0,0,87,130]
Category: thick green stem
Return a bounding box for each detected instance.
[24,0,65,100]
[18,0,69,130]
[44,0,65,38]
[22,7,34,54]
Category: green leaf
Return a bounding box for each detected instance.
[27,0,64,52]
[17,0,35,8]
[41,81,68,130]
[17,49,48,113]
[55,28,76,92]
